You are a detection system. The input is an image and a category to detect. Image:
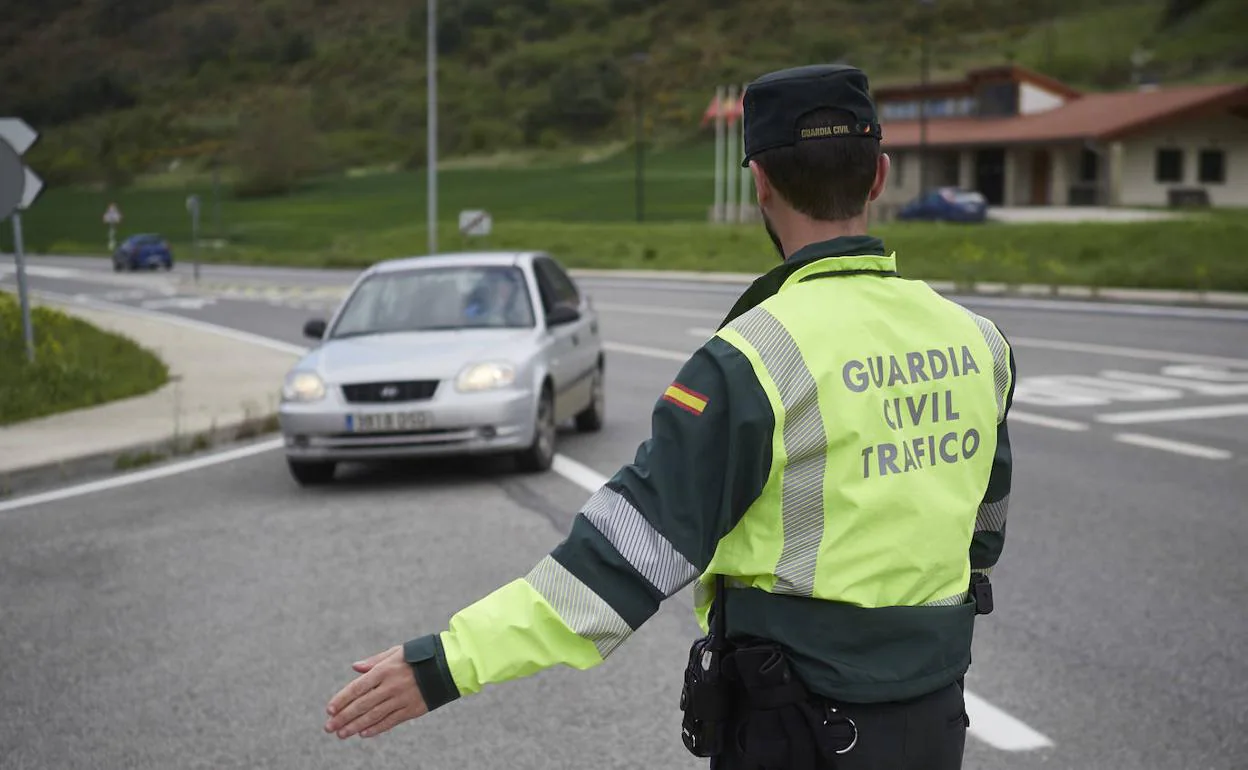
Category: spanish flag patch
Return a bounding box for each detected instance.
[662,383,709,415]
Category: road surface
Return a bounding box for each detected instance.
[3,257,1246,770]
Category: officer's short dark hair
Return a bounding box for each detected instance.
[753,108,881,222]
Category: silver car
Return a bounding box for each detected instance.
[277,251,605,486]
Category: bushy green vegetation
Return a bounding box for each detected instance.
[4,0,1244,191]
[0,293,169,425]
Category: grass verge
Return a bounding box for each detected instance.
[0,293,169,425]
[9,142,1247,292]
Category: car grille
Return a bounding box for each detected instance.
[340,380,439,403]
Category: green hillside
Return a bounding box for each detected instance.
[4,0,1245,192]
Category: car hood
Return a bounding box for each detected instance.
[302,328,536,383]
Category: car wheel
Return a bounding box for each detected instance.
[575,362,605,432]
[515,387,556,473]
[288,458,336,486]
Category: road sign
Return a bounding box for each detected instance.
[104,203,122,225]
[0,140,22,221]
[458,209,492,237]
[0,118,38,156]
[20,166,43,210]
[0,117,40,363]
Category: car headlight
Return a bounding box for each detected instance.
[456,362,516,392]
[282,371,326,402]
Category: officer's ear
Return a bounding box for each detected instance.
[749,160,772,208]
[869,151,891,203]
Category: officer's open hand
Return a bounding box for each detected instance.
[325,645,428,740]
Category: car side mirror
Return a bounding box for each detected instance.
[303,318,327,339]
[546,304,581,327]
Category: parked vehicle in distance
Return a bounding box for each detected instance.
[897,187,989,223]
[277,251,605,486]
[113,234,174,271]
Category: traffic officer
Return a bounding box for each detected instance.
[323,63,1016,770]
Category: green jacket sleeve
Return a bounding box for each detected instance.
[970,338,1016,577]
[403,337,775,712]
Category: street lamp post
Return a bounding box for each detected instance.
[918,0,934,195]
[427,0,438,253]
[632,52,649,223]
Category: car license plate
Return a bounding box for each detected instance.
[347,411,431,433]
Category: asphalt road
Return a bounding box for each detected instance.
[2,256,1247,770]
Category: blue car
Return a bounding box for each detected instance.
[113,234,174,271]
[897,187,988,224]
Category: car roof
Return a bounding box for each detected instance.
[366,251,546,274]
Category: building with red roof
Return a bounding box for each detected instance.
[874,65,1248,208]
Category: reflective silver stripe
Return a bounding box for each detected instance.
[581,486,698,597]
[972,567,993,578]
[525,555,632,658]
[961,308,1011,422]
[923,591,969,607]
[975,495,1009,533]
[730,307,826,597]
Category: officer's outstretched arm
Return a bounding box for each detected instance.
[402,338,773,713]
[970,344,1016,578]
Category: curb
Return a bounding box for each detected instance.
[568,269,1248,310]
[0,410,282,501]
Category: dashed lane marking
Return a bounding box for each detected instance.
[1096,402,1248,425]
[1007,411,1090,432]
[0,439,285,515]
[602,341,690,363]
[549,453,1056,753]
[1112,433,1233,460]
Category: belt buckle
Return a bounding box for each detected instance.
[823,704,858,755]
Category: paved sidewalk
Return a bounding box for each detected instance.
[0,297,300,492]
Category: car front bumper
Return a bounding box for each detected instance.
[278,386,536,462]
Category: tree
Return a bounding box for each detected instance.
[233,89,320,197]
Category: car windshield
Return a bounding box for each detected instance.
[329,265,535,338]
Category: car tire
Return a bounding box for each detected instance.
[575,362,605,432]
[515,387,556,473]
[112,260,122,272]
[288,458,336,486]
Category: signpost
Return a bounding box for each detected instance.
[1,117,43,364]
[186,194,201,282]
[103,202,122,251]
[458,209,492,239]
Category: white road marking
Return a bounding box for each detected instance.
[550,453,1055,752]
[1009,337,1248,368]
[0,439,285,514]
[1097,403,1248,425]
[0,264,81,279]
[1113,433,1232,460]
[963,690,1056,751]
[551,454,610,494]
[600,302,1248,368]
[1007,411,1090,431]
[603,341,691,363]
[1100,368,1248,397]
[28,288,308,357]
[596,301,722,320]
[141,296,218,311]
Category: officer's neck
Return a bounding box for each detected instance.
[779,214,870,261]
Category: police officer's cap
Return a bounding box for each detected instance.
[740,64,882,168]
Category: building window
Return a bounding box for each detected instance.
[1079,148,1099,182]
[1155,148,1184,183]
[1199,149,1225,184]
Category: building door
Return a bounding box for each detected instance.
[1031,150,1051,205]
[975,148,1006,205]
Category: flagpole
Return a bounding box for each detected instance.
[738,83,750,223]
[725,84,738,224]
[713,85,725,224]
